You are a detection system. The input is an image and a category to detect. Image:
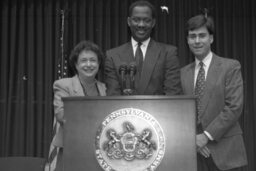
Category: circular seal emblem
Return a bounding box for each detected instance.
[95,108,165,171]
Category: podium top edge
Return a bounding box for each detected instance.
[62,95,196,101]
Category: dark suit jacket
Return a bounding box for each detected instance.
[181,54,247,170]
[104,39,182,95]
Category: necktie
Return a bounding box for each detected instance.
[195,61,206,124]
[135,42,143,77]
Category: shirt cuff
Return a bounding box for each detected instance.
[204,131,214,141]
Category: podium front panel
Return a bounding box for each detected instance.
[63,96,196,171]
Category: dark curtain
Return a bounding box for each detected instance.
[0,0,64,157]
[0,0,255,170]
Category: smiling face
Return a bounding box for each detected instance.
[75,50,99,79]
[187,26,213,60]
[127,6,155,42]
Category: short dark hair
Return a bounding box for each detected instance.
[128,0,156,19]
[186,14,214,35]
[69,40,103,74]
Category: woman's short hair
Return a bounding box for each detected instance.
[69,40,104,74]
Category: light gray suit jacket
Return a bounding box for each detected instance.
[52,75,106,147]
[181,54,247,170]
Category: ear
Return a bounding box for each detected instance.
[152,18,156,28]
[210,35,214,44]
[75,62,79,70]
[127,17,131,27]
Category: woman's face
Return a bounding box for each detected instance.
[75,50,99,79]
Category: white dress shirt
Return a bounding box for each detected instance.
[131,37,150,60]
[194,51,213,86]
[194,51,214,140]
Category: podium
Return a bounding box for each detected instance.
[63,96,197,171]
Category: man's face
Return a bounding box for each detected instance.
[127,6,155,42]
[187,26,213,60]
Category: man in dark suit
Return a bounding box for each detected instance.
[181,14,247,171]
[104,0,182,95]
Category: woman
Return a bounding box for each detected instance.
[47,40,106,171]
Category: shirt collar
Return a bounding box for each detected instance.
[131,37,150,48]
[195,51,213,68]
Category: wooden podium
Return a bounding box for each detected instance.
[63,96,197,171]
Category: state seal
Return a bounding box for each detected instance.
[95,108,165,171]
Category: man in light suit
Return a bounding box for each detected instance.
[181,14,247,170]
[104,0,182,95]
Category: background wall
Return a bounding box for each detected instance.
[0,0,255,170]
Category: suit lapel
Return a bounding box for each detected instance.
[72,75,85,96]
[120,42,134,64]
[199,55,222,119]
[184,63,195,95]
[137,40,160,94]
[96,81,106,96]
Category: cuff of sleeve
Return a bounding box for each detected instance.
[204,131,214,141]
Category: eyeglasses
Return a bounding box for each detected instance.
[130,17,153,25]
